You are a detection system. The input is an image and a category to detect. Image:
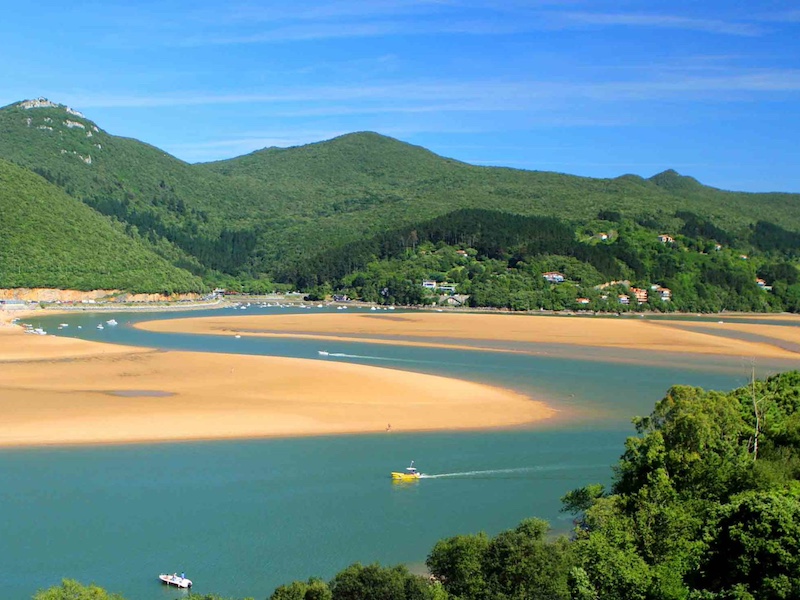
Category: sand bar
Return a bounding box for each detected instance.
[0,311,551,448]
[136,312,800,360]
[663,320,800,348]
[706,313,800,322]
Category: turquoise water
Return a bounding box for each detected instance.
[2,307,796,599]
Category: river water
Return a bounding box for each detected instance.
[1,307,795,599]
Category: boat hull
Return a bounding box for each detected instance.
[391,472,420,481]
[159,574,192,588]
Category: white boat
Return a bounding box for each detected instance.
[97,324,104,330]
[318,350,329,356]
[159,573,192,588]
[106,319,118,326]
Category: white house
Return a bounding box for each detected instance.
[543,271,565,283]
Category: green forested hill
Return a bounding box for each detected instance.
[199,132,800,265]
[0,99,799,301]
[0,159,203,292]
[0,100,291,275]
[202,132,800,232]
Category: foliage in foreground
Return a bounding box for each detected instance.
[33,579,125,600]
[32,372,800,600]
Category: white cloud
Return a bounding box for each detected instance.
[57,67,800,115]
[552,12,764,36]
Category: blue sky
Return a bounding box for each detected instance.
[2,0,799,192]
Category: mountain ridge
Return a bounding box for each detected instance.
[1,98,799,295]
[2,98,754,190]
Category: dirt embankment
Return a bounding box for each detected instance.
[0,288,203,303]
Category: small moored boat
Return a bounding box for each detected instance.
[159,572,192,588]
[391,461,421,481]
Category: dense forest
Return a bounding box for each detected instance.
[0,159,203,293]
[0,99,799,308]
[34,371,800,599]
[292,209,800,313]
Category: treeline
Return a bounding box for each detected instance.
[37,371,800,600]
[82,189,262,276]
[752,221,800,255]
[288,209,800,313]
[279,209,627,288]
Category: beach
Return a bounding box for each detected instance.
[135,311,800,360]
[4,306,799,448]
[0,309,553,447]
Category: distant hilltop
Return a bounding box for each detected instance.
[18,97,86,118]
[1,95,799,308]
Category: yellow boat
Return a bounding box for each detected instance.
[391,461,421,481]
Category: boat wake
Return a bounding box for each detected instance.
[419,465,602,479]
[318,352,428,365]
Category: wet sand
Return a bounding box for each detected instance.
[136,311,800,360]
[0,310,552,447]
[712,313,800,322]
[664,320,800,349]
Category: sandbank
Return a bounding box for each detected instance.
[135,312,800,360]
[709,313,800,322]
[664,320,800,348]
[0,314,552,448]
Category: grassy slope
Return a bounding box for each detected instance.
[0,159,203,292]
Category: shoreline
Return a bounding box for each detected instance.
[0,310,555,449]
[4,303,799,449]
[6,294,800,318]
